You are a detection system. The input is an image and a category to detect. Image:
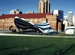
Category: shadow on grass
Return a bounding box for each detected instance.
[55,43,75,55]
[8,44,55,55]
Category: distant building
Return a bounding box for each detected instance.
[73,16,75,26]
[63,11,75,31]
[0,13,63,32]
[63,20,69,30]
[52,10,64,20]
[26,11,34,14]
[63,16,68,30]
[68,11,73,26]
[10,9,22,14]
[64,16,68,20]
[38,0,50,13]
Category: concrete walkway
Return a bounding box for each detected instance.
[0,32,75,38]
[0,33,39,37]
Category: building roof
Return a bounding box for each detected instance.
[0,13,52,19]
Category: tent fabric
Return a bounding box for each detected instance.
[14,17,57,34]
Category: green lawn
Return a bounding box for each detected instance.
[0,36,75,55]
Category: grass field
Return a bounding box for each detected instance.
[0,36,75,55]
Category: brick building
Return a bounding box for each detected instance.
[0,13,63,32]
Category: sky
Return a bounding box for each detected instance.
[0,0,75,16]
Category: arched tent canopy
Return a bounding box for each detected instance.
[14,17,57,34]
[65,26,75,35]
